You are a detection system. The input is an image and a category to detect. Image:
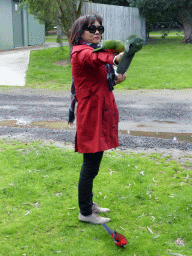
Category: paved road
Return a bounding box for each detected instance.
[0,42,67,86]
[0,87,192,155]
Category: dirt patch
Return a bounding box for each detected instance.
[54,60,70,66]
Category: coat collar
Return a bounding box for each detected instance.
[71,44,94,55]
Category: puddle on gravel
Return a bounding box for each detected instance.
[153,120,177,124]
[0,119,192,143]
[119,130,192,143]
[0,120,75,130]
[137,124,148,128]
[32,121,75,129]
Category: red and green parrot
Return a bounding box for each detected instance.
[102,223,128,247]
[92,39,125,54]
[92,35,144,75]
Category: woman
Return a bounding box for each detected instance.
[70,14,126,224]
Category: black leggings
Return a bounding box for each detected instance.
[78,151,104,216]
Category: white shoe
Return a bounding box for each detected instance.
[92,203,110,213]
[78,212,110,224]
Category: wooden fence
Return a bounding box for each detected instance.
[81,2,146,43]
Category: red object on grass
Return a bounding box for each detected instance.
[102,223,128,247]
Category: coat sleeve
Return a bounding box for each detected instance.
[77,48,115,67]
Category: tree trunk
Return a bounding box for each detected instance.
[183,21,192,43]
[178,7,192,43]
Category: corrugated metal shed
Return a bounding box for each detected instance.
[0,0,45,51]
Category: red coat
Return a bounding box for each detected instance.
[71,45,119,153]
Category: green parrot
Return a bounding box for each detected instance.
[116,34,144,75]
[92,39,125,54]
[124,34,144,55]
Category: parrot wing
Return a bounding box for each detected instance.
[92,40,125,53]
[92,46,104,52]
[113,231,128,246]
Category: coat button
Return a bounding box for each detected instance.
[105,108,108,112]
[113,99,115,102]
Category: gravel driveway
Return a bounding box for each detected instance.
[0,87,192,163]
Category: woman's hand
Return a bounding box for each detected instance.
[114,52,124,64]
[113,52,126,84]
[115,73,126,85]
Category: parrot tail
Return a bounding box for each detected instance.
[101,223,114,236]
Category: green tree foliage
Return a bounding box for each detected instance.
[21,0,83,56]
[129,0,192,42]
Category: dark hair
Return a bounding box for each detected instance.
[70,14,103,46]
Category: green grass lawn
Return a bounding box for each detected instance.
[25,36,192,90]
[45,36,57,42]
[45,36,69,43]
[117,37,192,90]
[149,30,184,37]
[26,47,72,90]
[0,140,192,255]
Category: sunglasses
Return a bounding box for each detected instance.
[85,25,104,34]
